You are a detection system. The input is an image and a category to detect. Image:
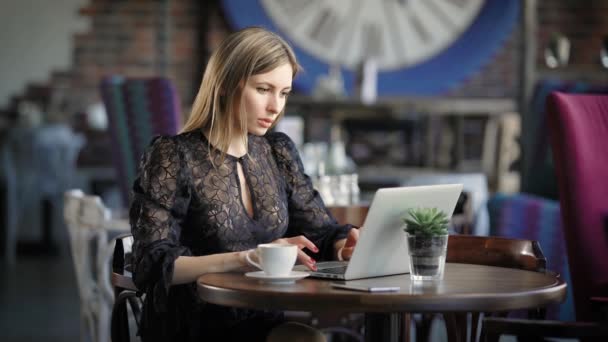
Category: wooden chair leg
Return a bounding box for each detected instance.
[413,313,434,342]
[111,291,131,342]
[470,313,481,342]
[402,313,411,342]
[444,313,468,342]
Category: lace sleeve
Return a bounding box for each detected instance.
[266,132,352,261]
[129,135,191,312]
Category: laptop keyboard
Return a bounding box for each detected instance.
[319,266,347,274]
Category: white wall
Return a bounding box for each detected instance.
[0,0,89,108]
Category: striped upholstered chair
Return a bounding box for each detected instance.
[487,192,573,321]
[100,76,181,206]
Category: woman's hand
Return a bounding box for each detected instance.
[272,235,319,271]
[335,228,360,261]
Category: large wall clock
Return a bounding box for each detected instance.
[222,0,519,96]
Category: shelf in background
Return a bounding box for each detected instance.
[287,95,517,117]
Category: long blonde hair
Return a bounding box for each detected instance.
[181,26,301,160]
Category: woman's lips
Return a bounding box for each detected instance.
[258,118,273,128]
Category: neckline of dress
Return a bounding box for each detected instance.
[198,130,251,161]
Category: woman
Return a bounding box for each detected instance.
[130,27,359,341]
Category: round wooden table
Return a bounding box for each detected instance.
[197,263,566,342]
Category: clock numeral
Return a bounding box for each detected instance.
[360,22,383,59]
[309,8,341,49]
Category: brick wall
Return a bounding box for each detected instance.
[537,0,608,69]
[447,26,521,97]
[68,0,222,113]
[452,0,608,97]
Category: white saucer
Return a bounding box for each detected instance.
[245,271,310,284]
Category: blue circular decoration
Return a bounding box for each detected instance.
[221,0,519,96]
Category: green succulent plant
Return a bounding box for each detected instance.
[403,207,449,237]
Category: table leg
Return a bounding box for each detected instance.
[365,313,403,342]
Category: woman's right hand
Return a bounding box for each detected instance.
[271,235,318,271]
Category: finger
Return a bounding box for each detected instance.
[297,249,317,271]
[345,228,359,247]
[288,235,319,253]
[350,228,360,240]
[340,247,355,261]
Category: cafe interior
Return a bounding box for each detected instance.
[1,0,607,341]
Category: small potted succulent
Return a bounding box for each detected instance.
[403,207,450,280]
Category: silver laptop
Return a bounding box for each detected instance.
[298,184,463,280]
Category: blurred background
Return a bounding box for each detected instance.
[1,0,607,341]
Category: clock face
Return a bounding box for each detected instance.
[260,0,483,71]
[222,0,519,95]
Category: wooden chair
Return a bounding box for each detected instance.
[412,234,547,342]
[64,190,98,342]
[64,190,131,342]
[432,235,548,342]
[111,233,143,342]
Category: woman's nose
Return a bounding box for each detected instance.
[267,94,281,114]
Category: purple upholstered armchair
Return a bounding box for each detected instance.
[100,76,181,206]
[547,91,608,321]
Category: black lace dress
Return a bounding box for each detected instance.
[129,130,352,341]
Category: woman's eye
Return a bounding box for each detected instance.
[281,92,291,98]
[257,87,270,93]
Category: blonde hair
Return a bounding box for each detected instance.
[181,26,301,161]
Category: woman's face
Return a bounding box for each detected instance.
[239,63,293,136]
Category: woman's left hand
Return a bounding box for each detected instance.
[337,228,359,261]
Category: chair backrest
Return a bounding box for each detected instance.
[64,189,84,226]
[547,91,608,321]
[111,233,141,342]
[64,190,101,296]
[64,190,113,342]
[486,192,573,321]
[79,195,110,230]
[100,76,181,206]
[441,235,549,342]
[446,235,546,272]
[64,189,91,299]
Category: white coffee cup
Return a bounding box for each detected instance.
[246,243,298,277]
